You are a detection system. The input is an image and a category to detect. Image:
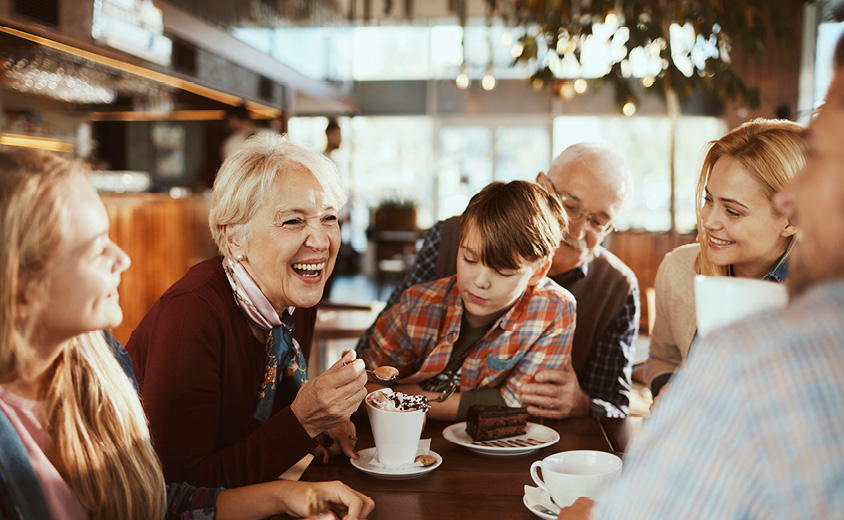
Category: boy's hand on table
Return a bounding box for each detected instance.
[520,362,591,418]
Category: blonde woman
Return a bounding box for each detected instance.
[0,148,374,519]
[645,119,803,403]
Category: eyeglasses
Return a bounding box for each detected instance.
[556,192,615,235]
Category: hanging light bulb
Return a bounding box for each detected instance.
[573,78,588,94]
[623,100,637,116]
[642,75,655,88]
[558,82,576,100]
[605,11,618,27]
[456,68,470,89]
[511,41,525,58]
[482,68,496,90]
[501,31,513,45]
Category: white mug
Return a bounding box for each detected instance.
[694,275,788,337]
[365,389,426,468]
[530,450,622,508]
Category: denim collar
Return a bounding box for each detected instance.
[728,250,790,283]
[764,253,790,283]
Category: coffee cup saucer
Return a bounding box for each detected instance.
[350,447,442,480]
[523,485,561,520]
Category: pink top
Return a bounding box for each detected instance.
[0,385,88,520]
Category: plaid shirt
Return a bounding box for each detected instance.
[594,281,844,520]
[356,220,638,417]
[364,275,575,407]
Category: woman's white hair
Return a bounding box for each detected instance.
[208,133,347,256]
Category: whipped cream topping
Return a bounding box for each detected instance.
[369,390,431,412]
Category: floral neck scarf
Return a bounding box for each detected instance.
[222,257,308,422]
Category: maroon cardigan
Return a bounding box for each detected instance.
[127,256,318,488]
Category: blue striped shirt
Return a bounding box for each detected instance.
[594,281,844,519]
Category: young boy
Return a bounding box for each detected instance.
[363,180,576,420]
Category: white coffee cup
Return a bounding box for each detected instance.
[530,450,622,508]
[365,388,426,468]
[694,275,788,337]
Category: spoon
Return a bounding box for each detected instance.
[367,366,399,382]
[429,382,458,403]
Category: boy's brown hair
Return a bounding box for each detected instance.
[459,180,567,271]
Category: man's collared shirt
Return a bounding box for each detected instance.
[595,281,844,519]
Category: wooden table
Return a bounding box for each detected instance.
[599,417,641,455]
[287,413,617,520]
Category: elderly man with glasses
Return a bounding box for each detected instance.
[356,143,639,418]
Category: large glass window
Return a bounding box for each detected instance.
[437,125,493,220]
[232,24,535,82]
[553,115,726,232]
[815,21,844,112]
[290,114,723,243]
[437,121,550,221]
[493,125,550,183]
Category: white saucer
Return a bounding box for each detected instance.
[442,422,560,456]
[350,447,442,480]
[523,485,561,520]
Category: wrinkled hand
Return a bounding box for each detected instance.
[280,480,374,520]
[520,362,591,419]
[557,497,594,520]
[313,421,359,464]
[292,350,367,438]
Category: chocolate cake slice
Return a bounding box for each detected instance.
[465,405,528,441]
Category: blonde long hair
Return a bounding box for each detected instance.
[695,118,805,276]
[0,149,166,519]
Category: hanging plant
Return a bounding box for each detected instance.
[498,0,799,111]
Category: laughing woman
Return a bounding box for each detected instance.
[0,148,373,519]
[645,119,803,404]
[127,134,368,488]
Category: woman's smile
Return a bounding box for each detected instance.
[707,235,735,249]
[291,260,327,279]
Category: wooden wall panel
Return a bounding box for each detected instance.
[102,194,216,344]
[605,231,697,332]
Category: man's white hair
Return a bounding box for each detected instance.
[549,142,632,201]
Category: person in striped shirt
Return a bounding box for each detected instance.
[363,181,577,420]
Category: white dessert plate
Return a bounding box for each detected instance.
[442,422,560,456]
[350,447,442,480]
[523,485,561,520]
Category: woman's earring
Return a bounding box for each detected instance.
[235,254,244,262]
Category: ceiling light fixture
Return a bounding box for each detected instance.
[0,26,280,118]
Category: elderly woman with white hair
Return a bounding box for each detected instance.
[127,134,368,488]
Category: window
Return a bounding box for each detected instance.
[553,115,726,232]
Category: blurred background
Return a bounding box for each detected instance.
[1,0,842,347]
